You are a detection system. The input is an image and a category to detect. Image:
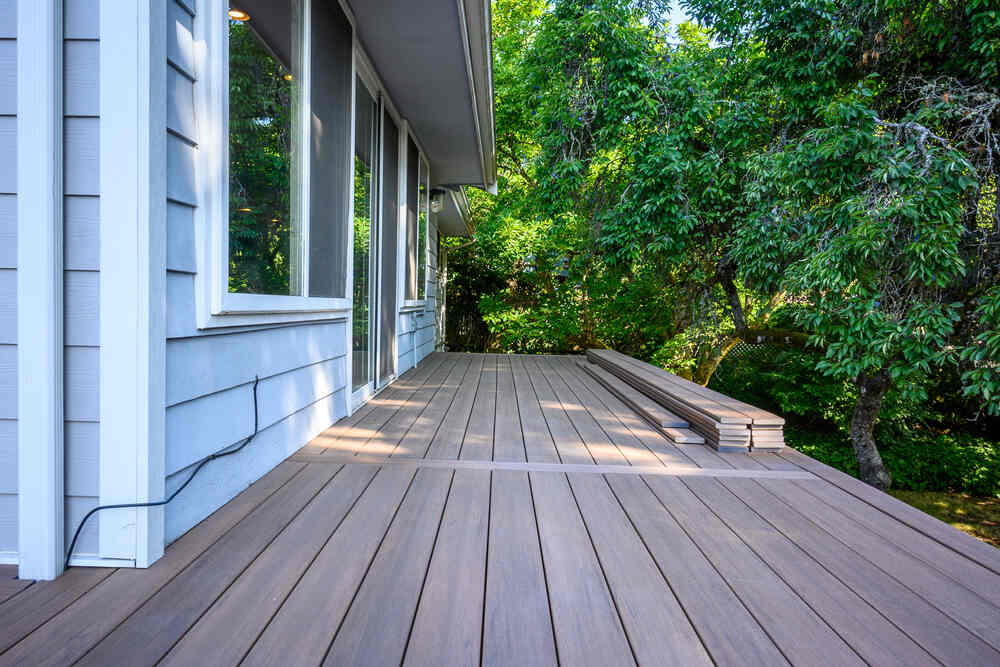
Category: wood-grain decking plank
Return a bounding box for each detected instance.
[75,463,346,666]
[160,464,380,666]
[571,357,732,470]
[538,356,629,465]
[552,357,672,467]
[530,471,635,666]
[323,468,454,666]
[737,477,1000,665]
[393,354,475,459]
[0,567,32,607]
[791,474,1000,605]
[605,474,788,666]
[404,469,490,667]
[0,566,114,655]
[779,447,1000,575]
[460,354,497,461]
[568,473,712,665]
[641,474,865,666]
[482,471,558,667]
[493,355,527,462]
[510,355,561,464]
[242,465,418,667]
[763,478,1000,651]
[356,355,462,458]
[425,354,486,460]
[693,477,938,666]
[0,461,306,667]
[304,354,448,456]
[527,358,596,465]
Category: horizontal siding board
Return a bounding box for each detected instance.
[167,2,196,80]
[64,196,100,270]
[0,40,14,115]
[167,65,197,143]
[64,40,99,116]
[65,421,99,496]
[166,271,196,338]
[65,495,98,556]
[166,320,348,406]
[165,388,346,543]
[0,420,14,494]
[0,116,14,194]
[0,494,15,553]
[166,201,196,273]
[166,133,197,205]
[0,195,13,267]
[64,0,99,40]
[0,0,13,39]
[65,270,99,346]
[0,345,14,419]
[0,269,13,344]
[65,346,99,421]
[166,355,346,475]
[64,117,99,195]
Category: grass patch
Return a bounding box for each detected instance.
[889,490,1000,549]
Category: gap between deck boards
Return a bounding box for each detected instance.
[288,454,818,480]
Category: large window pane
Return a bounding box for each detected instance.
[353,80,377,391]
[307,0,352,298]
[417,157,429,300]
[227,2,303,295]
[379,112,399,383]
[405,138,419,299]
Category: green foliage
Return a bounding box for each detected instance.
[228,21,298,295]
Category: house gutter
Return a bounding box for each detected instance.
[456,0,497,194]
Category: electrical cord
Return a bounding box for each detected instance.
[64,376,261,570]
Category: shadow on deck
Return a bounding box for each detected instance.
[1,353,999,666]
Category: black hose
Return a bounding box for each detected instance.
[64,376,261,570]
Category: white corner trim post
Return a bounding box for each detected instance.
[98,0,167,568]
[17,0,65,581]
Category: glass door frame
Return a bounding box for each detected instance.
[350,70,380,409]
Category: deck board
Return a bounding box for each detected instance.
[160,464,378,666]
[530,471,635,666]
[697,476,938,666]
[482,471,558,667]
[3,353,997,667]
[323,468,453,666]
[404,469,490,666]
[242,465,418,666]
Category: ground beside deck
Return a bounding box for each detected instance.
[2,352,999,666]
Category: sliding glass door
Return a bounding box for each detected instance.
[352,79,378,393]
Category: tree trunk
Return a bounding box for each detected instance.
[850,371,893,489]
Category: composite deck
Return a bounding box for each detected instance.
[2,352,999,666]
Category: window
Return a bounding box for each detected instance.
[417,155,429,300]
[404,135,429,302]
[227,2,304,295]
[199,1,356,326]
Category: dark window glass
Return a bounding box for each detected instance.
[227,2,302,295]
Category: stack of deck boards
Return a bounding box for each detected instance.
[577,360,705,445]
[585,349,785,452]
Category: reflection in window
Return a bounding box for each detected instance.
[353,80,377,391]
[417,157,428,299]
[228,3,302,295]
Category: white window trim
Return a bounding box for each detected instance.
[194,0,354,329]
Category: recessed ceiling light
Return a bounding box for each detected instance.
[228,8,250,22]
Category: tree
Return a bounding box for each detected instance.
[686,0,1000,487]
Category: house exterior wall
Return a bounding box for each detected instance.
[161,0,350,544]
[0,0,17,561]
[63,0,101,560]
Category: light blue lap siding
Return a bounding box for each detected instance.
[161,0,353,545]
